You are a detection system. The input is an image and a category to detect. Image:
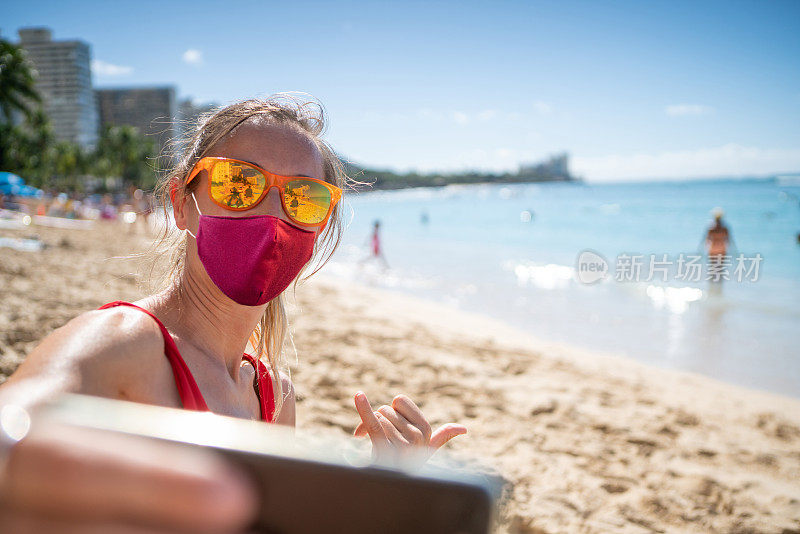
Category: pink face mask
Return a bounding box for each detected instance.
[187,194,316,306]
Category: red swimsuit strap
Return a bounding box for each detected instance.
[98,301,210,411]
[242,354,276,423]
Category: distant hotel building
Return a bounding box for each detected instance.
[95,86,178,161]
[17,27,98,147]
[518,153,576,182]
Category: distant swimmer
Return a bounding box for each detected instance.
[702,208,736,287]
[520,209,534,223]
[361,219,390,270]
[705,207,731,258]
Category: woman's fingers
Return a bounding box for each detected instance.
[353,393,467,467]
[376,405,424,446]
[429,423,468,450]
[1,424,258,533]
[374,408,408,446]
[352,404,420,444]
[353,421,367,437]
[391,395,432,444]
[354,394,466,448]
[0,508,260,534]
[0,506,216,534]
[353,392,390,457]
[354,396,431,444]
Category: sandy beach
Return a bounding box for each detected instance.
[1,222,799,533]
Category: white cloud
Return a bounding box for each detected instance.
[533,100,553,115]
[665,104,714,116]
[573,144,800,181]
[450,109,501,125]
[452,111,469,125]
[182,49,203,65]
[91,59,133,77]
[416,108,445,121]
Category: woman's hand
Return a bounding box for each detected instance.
[0,418,259,533]
[352,391,467,468]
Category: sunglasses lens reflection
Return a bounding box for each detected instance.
[209,161,267,209]
[283,179,332,225]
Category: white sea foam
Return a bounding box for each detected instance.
[504,260,575,290]
[645,285,703,314]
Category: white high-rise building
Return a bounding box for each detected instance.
[17,27,98,148]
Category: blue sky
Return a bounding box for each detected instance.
[4,0,799,181]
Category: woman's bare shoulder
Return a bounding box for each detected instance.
[2,304,176,406]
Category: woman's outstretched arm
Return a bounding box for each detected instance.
[0,307,258,532]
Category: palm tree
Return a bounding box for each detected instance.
[0,39,41,123]
[53,141,88,190]
[0,38,53,185]
[93,125,157,189]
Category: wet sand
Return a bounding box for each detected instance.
[1,222,799,533]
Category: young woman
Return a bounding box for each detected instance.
[0,95,466,532]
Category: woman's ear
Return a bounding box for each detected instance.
[172,185,189,231]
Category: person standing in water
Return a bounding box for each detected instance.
[360,220,390,270]
[705,208,731,259]
[372,220,391,268]
[703,207,735,288]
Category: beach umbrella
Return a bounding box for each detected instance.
[0,171,24,186]
[19,185,42,197]
[1,183,26,195]
[0,172,41,197]
[0,183,21,195]
[0,182,42,197]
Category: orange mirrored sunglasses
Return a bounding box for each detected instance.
[185,157,342,227]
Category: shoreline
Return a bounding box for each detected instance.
[338,177,800,401]
[305,272,800,413]
[291,274,800,533]
[2,223,799,533]
[288,273,800,533]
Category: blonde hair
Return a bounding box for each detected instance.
[151,93,355,419]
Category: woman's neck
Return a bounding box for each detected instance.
[146,263,265,384]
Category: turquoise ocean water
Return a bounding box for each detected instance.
[322,177,800,398]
